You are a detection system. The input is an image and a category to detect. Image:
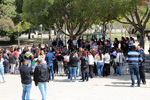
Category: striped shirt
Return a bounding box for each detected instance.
[126,51,142,65]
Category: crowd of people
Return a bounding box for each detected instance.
[0,36,148,100]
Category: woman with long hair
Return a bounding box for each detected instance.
[0,51,5,82]
[95,50,104,77]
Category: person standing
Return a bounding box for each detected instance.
[103,51,110,77]
[95,50,104,77]
[34,57,50,100]
[80,51,89,82]
[137,45,146,85]
[20,60,33,100]
[45,49,55,80]
[56,52,64,76]
[88,52,94,79]
[69,52,78,82]
[9,50,17,74]
[0,51,5,83]
[24,49,32,68]
[126,45,142,87]
[3,50,9,74]
[115,49,125,76]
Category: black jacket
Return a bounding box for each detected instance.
[33,63,50,86]
[69,57,78,67]
[20,65,33,84]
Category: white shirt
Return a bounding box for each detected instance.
[73,40,77,46]
[104,53,110,64]
[88,55,94,65]
[95,54,104,62]
[64,55,69,62]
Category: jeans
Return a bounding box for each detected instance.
[82,72,89,81]
[48,65,54,80]
[69,67,77,81]
[97,62,104,77]
[38,82,47,100]
[129,64,141,85]
[115,63,121,76]
[22,83,32,100]
[0,66,5,82]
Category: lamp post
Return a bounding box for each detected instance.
[40,24,43,45]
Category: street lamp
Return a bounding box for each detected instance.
[40,24,43,45]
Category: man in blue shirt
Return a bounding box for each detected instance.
[45,49,55,81]
[126,45,142,87]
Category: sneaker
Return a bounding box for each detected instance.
[75,80,78,82]
[130,85,135,87]
[137,84,141,87]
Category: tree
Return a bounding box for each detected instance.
[0,0,31,43]
[111,0,150,48]
[22,0,102,38]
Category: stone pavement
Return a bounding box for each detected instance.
[0,74,150,100]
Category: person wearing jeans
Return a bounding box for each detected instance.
[97,62,104,77]
[0,51,5,83]
[69,52,78,82]
[126,45,142,87]
[0,64,5,83]
[95,50,104,77]
[45,49,55,81]
[115,63,121,76]
[115,49,125,76]
[49,65,54,80]
[38,82,47,100]
[34,57,49,100]
[129,64,141,86]
[22,84,32,100]
[69,67,77,81]
[20,60,33,100]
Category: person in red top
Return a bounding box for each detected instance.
[13,48,18,59]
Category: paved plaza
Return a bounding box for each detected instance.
[0,73,150,100]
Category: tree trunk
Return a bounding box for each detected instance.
[28,33,31,39]
[49,30,51,40]
[140,31,145,49]
[10,35,15,43]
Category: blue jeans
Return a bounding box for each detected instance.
[97,62,104,77]
[22,83,32,100]
[38,82,47,100]
[129,64,141,85]
[82,72,89,81]
[115,63,121,76]
[48,65,54,80]
[0,66,5,82]
[69,67,77,81]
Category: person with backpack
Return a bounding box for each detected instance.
[80,51,89,82]
[9,50,17,74]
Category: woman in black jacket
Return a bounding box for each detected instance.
[69,52,78,82]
